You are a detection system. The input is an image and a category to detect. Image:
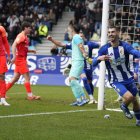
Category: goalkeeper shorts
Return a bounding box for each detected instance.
[69,60,84,79]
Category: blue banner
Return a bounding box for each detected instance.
[6,55,111,87]
[8,55,72,74]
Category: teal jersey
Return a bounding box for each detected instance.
[71,34,84,61]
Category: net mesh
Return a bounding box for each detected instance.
[104,0,140,110]
[109,0,140,47]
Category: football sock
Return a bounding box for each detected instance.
[0,80,6,98]
[121,102,127,108]
[89,82,94,95]
[6,82,14,91]
[89,95,94,100]
[82,77,92,95]
[80,93,87,100]
[134,110,140,120]
[70,79,83,100]
[24,82,33,96]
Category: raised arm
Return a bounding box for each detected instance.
[47,35,66,48]
[1,26,11,63]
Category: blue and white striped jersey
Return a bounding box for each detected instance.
[93,41,140,83]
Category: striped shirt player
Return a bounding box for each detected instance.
[93,26,140,126]
[93,40,140,95]
[0,25,11,106]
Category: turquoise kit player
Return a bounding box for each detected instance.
[66,21,90,106]
[47,32,99,104]
[93,25,140,126]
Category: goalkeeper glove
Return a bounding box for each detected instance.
[63,64,71,77]
[85,57,93,64]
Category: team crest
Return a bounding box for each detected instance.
[119,47,124,55]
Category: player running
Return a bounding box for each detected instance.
[93,25,140,126]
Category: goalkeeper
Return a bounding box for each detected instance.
[47,31,99,104]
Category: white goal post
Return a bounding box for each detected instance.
[97,0,110,110]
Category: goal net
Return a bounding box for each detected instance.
[99,0,140,111]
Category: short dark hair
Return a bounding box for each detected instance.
[21,21,31,30]
[108,25,120,31]
[69,20,81,33]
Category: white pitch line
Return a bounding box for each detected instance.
[106,108,134,114]
[0,109,97,119]
[106,108,122,112]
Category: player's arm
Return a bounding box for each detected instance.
[11,40,17,64]
[92,47,110,66]
[126,43,140,58]
[2,36,10,57]
[1,26,11,63]
[28,50,36,54]
[2,36,11,64]
[47,35,66,48]
[88,41,100,49]
[78,43,87,57]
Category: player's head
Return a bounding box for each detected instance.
[21,21,32,35]
[68,20,80,38]
[108,25,120,43]
[79,30,85,39]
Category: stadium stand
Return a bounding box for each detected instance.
[3,0,139,56]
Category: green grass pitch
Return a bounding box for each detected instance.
[0,85,139,140]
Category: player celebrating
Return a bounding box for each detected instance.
[6,22,40,100]
[93,25,140,126]
[47,31,99,104]
[0,25,11,106]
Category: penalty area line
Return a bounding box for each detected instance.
[0,109,97,119]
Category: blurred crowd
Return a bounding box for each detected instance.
[66,0,102,42]
[53,0,140,56]
[0,0,70,47]
[109,0,140,48]
[0,0,139,56]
